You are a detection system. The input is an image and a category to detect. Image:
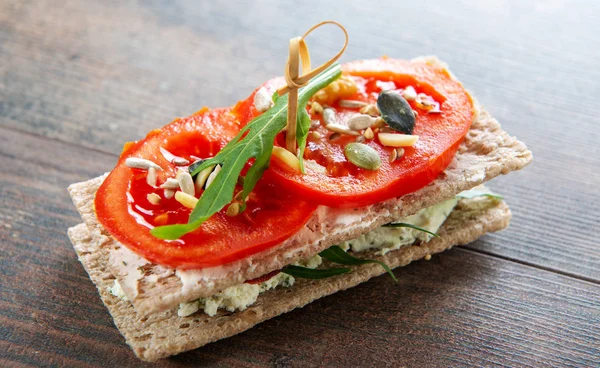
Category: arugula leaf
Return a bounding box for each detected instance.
[282,265,351,279]
[456,189,503,199]
[381,222,439,237]
[151,64,342,240]
[296,109,311,173]
[319,246,398,282]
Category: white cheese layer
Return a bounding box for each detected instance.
[340,197,458,255]
[176,197,459,317]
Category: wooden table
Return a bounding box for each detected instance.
[1,0,599,366]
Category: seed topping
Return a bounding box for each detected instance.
[125,157,162,171]
[378,133,419,147]
[344,142,381,170]
[347,114,376,131]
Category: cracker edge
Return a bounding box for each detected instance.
[68,198,511,362]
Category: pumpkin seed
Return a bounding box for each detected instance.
[344,142,381,170]
[347,114,376,131]
[339,99,368,108]
[376,90,416,135]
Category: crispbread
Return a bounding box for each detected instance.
[68,105,532,316]
[68,195,511,362]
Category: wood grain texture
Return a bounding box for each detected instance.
[1,0,600,365]
[1,0,599,281]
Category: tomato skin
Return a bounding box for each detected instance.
[262,58,474,208]
[94,108,317,269]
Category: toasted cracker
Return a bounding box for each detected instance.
[68,105,531,316]
[68,195,511,362]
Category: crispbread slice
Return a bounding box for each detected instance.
[68,104,532,316]
[68,196,511,362]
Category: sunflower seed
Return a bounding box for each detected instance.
[339,99,368,108]
[328,132,341,141]
[195,165,216,192]
[396,147,405,159]
[323,108,337,126]
[309,101,323,115]
[176,170,195,196]
[401,86,417,101]
[356,135,366,143]
[389,149,397,163]
[146,167,157,187]
[347,114,376,131]
[160,178,180,189]
[125,157,162,171]
[205,164,221,189]
[272,147,301,172]
[163,189,175,199]
[160,147,190,166]
[147,193,161,205]
[363,127,374,140]
[311,131,322,140]
[325,123,360,136]
[359,104,380,117]
[344,142,381,170]
[226,202,241,217]
[371,117,386,129]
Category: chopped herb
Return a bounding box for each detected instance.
[282,265,351,279]
[381,222,439,237]
[151,64,342,240]
[319,246,397,282]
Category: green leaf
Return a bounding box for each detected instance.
[456,189,503,199]
[319,246,398,282]
[381,222,439,237]
[296,109,311,173]
[151,64,342,240]
[282,265,351,279]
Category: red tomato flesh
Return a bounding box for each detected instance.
[263,58,474,207]
[94,108,317,269]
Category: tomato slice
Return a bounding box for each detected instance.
[261,58,474,208]
[94,108,317,269]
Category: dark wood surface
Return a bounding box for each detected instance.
[1,0,599,367]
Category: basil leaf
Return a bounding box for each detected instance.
[282,265,351,279]
[456,189,503,199]
[381,222,439,237]
[319,246,398,282]
[151,64,342,240]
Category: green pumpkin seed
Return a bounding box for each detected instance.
[376,91,415,134]
[344,142,381,170]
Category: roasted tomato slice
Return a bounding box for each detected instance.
[250,58,475,208]
[95,108,317,269]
